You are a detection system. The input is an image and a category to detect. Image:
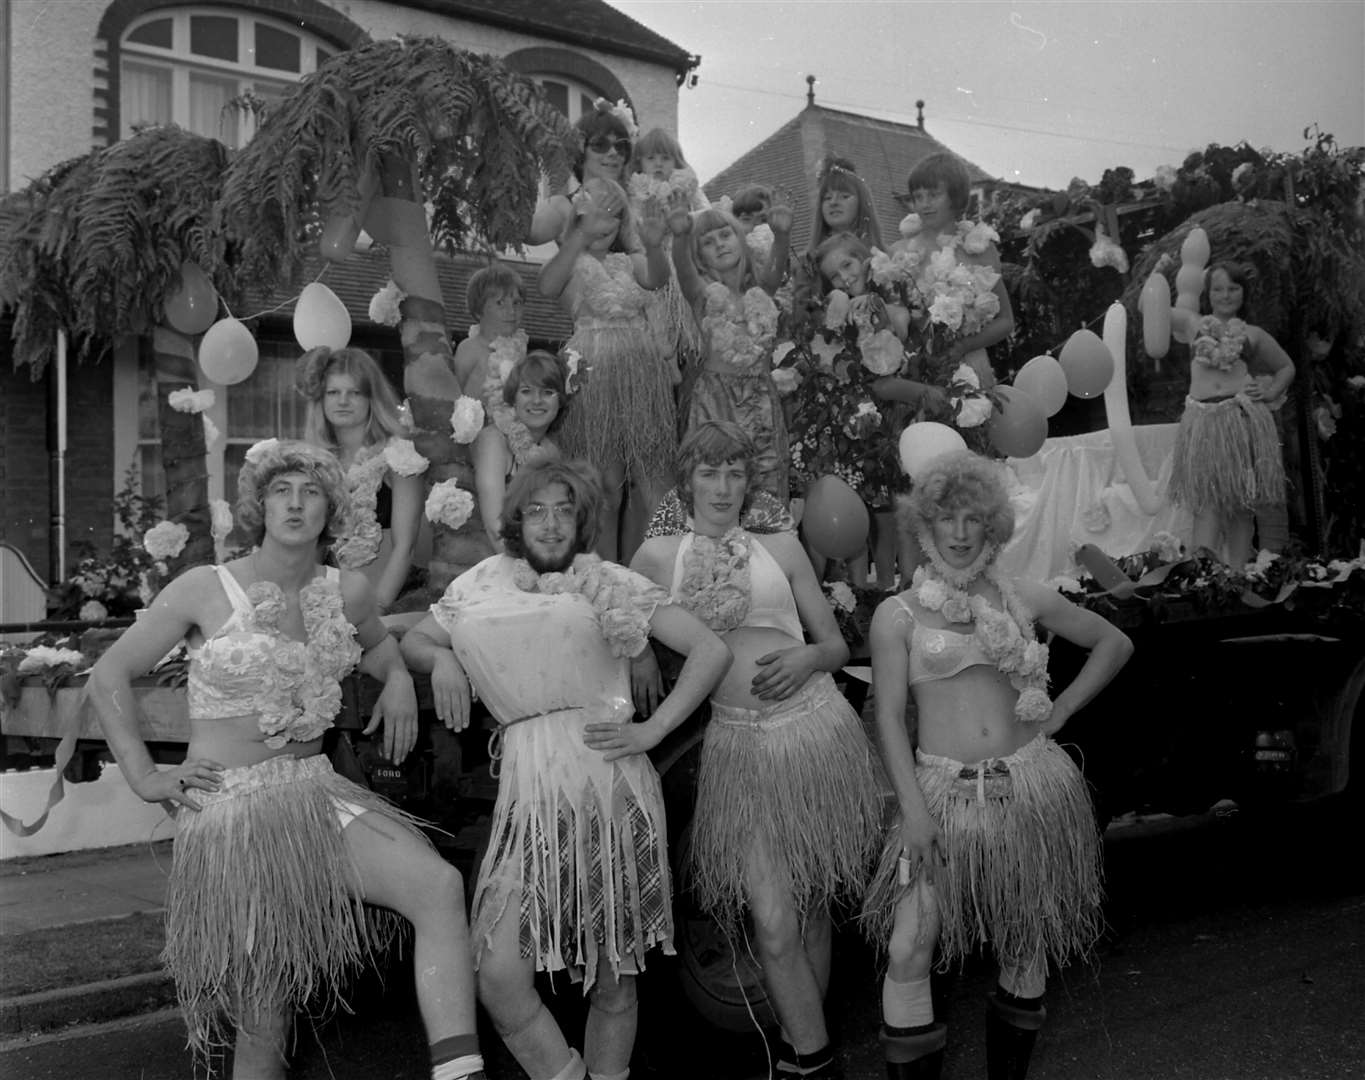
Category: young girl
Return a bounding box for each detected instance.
[806,156,885,258]
[893,152,1013,389]
[728,183,793,293]
[297,347,427,613]
[527,99,636,247]
[668,202,789,499]
[1170,261,1294,565]
[453,261,526,403]
[538,176,673,562]
[473,349,567,552]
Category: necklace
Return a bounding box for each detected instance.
[675,527,752,632]
[509,554,661,659]
[910,530,1053,724]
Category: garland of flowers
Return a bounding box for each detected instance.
[475,327,558,469]
[511,553,660,658]
[675,527,752,632]
[1192,316,1248,372]
[703,283,779,371]
[332,438,429,569]
[909,534,1053,723]
[245,577,361,748]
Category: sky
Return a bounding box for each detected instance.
[608,0,1365,191]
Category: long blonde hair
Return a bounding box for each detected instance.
[296,347,407,450]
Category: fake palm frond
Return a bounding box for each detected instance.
[0,127,230,376]
[220,37,575,289]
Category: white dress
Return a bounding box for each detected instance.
[431,554,674,988]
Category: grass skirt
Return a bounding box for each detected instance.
[861,736,1103,972]
[471,708,673,990]
[559,318,678,481]
[164,754,428,1056]
[688,672,882,930]
[1169,394,1286,513]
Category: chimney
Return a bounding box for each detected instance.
[916,100,925,130]
[806,74,816,108]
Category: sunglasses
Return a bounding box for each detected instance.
[586,136,631,156]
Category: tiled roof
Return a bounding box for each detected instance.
[390,0,697,74]
[704,104,997,254]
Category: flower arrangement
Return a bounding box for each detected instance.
[425,478,476,531]
[0,639,90,699]
[1192,316,1248,372]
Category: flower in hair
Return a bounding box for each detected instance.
[244,438,279,465]
[592,97,638,139]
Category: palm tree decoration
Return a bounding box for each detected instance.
[0,126,233,573]
[220,37,575,590]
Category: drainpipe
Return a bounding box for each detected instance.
[48,329,67,583]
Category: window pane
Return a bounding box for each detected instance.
[189,71,241,146]
[139,444,165,506]
[127,18,172,49]
[121,62,173,131]
[316,47,333,69]
[190,15,237,62]
[226,346,307,439]
[579,93,593,120]
[254,22,300,72]
[540,80,568,116]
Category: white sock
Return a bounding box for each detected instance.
[589,1069,630,1080]
[550,1049,588,1080]
[883,973,934,1029]
[432,1053,484,1080]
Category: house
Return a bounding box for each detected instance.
[703,80,999,255]
[0,0,698,584]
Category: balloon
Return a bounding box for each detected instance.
[1013,354,1068,417]
[898,422,967,479]
[1174,226,1209,316]
[1139,272,1172,360]
[1100,303,1162,514]
[802,476,869,560]
[319,212,361,262]
[988,385,1048,459]
[1059,329,1115,399]
[198,318,258,385]
[163,261,219,336]
[1180,226,1210,272]
[293,282,352,351]
[1170,307,1200,345]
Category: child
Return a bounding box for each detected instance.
[807,156,885,257]
[894,152,1013,388]
[1170,261,1294,565]
[729,183,793,293]
[668,202,789,499]
[454,261,526,402]
[538,177,673,562]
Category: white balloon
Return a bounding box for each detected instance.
[293,282,352,351]
[1101,303,1162,515]
[198,318,258,386]
[899,422,967,479]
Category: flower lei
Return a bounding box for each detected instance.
[910,533,1053,724]
[1192,316,1248,372]
[510,553,658,658]
[476,327,559,470]
[702,283,778,370]
[245,577,361,748]
[675,527,752,632]
[332,439,427,568]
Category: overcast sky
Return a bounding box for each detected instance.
[609,0,1365,192]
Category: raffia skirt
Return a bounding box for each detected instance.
[1169,394,1286,514]
[471,708,673,990]
[688,672,882,931]
[861,735,1103,972]
[164,753,429,1056]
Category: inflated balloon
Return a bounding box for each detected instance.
[319,212,361,262]
[163,261,219,336]
[1100,303,1162,514]
[802,476,870,560]
[1170,307,1199,345]
[1013,354,1068,418]
[198,318,258,385]
[1172,226,1210,343]
[988,386,1048,459]
[1059,329,1115,399]
[1139,272,1172,361]
[898,422,967,479]
[293,282,352,351]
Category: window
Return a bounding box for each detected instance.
[531,76,598,125]
[120,8,331,148]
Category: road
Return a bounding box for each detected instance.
[3,798,1362,1080]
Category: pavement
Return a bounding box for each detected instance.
[0,841,176,1039]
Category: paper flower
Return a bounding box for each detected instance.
[244,438,279,465]
[425,479,475,531]
[858,328,903,376]
[960,222,999,256]
[368,280,406,327]
[1089,226,1130,274]
[79,600,109,623]
[898,213,923,238]
[143,520,190,560]
[952,362,981,390]
[210,499,234,542]
[592,97,638,138]
[826,581,856,613]
[168,388,215,414]
[1019,208,1040,233]
[449,396,485,443]
[18,646,88,674]
[771,367,802,396]
[824,289,851,329]
[383,438,429,477]
[955,395,993,429]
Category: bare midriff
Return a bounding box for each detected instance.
[711,625,807,710]
[187,716,324,770]
[913,665,1036,764]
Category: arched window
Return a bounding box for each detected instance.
[119,7,333,147]
[531,75,598,124]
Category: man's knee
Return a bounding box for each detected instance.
[589,972,638,1016]
[751,901,802,962]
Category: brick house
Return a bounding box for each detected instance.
[0,0,697,584]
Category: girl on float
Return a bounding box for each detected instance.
[1170,261,1294,565]
[454,260,527,410]
[87,440,485,1080]
[863,451,1132,1080]
[297,347,427,615]
[528,99,636,247]
[631,422,882,1080]
[538,176,673,562]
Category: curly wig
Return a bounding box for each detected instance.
[897,451,1014,547]
[235,439,352,547]
[499,459,604,558]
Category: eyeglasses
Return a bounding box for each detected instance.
[523,502,577,525]
[586,136,631,156]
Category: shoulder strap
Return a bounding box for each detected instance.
[670,533,693,595]
[891,594,916,622]
[214,565,253,614]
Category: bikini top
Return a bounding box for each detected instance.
[892,596,995,686]
[186,565,362,747]
[672,531,803,639]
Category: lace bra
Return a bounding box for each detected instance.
[893,596,995,686]
[186,565,362,748]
